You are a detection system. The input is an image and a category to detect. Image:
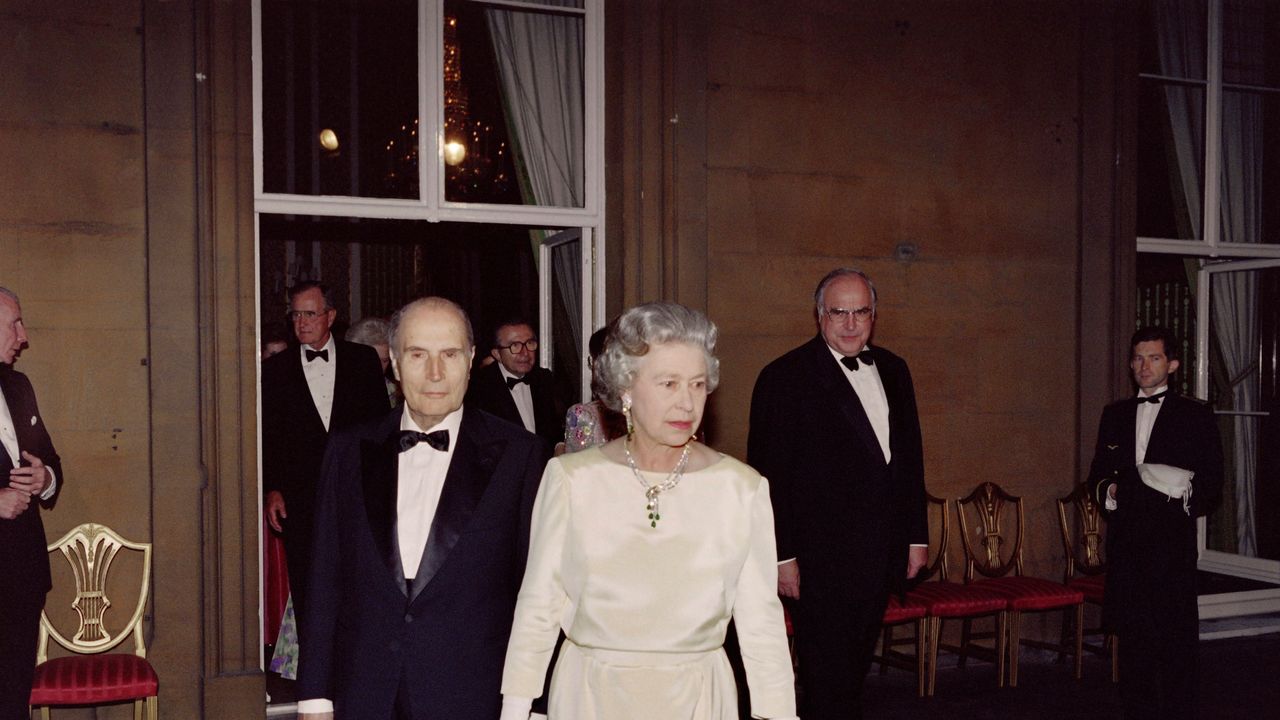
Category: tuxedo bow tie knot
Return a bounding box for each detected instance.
[840,350,875,372]
[399,429,450,453]
[1137,391,1168,405]
[506,375,531,390]
[305,348,329,362]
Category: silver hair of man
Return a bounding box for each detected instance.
[593,302,720,412]
[813,267,878,315]
[347,316,391,347]
[388,297,475,358]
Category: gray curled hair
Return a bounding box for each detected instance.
[593,302,720,412]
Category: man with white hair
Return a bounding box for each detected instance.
[0,286,62,720]
[298,297,547,720]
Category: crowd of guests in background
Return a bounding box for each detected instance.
[253,271,1215,720]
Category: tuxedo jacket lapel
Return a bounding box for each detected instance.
[409,408,500,605]
[361,418,406,594]
[288,351,326,433]
[809,338,883,465]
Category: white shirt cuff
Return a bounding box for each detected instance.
[296,698,334,714]
[778,557,796,566]
[37,467,57,500]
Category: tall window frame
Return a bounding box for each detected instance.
[1137,0,1280,617]
[250,0,607,676]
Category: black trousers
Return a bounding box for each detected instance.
[1118,609,1198,720]
[0,593,44,720]
[794,590,888,720]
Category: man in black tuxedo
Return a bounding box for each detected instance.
[1087,326,1222,720]
[465,319,562,449]
[297,297,546,720]
[262,281,388,629]
[748,268,927,720]
[0,287,62,720]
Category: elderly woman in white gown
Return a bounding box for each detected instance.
[500,303,797,720]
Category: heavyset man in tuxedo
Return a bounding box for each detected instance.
[262,282,388,630]
[0,287,62,720]
[466,319,563,449]
[748,268,927,720]
[298,297,547,720]
[1087,327,1222,720]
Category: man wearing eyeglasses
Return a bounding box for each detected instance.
[262,281,388,634]
[748,268,927,720]
[465,319,563,449]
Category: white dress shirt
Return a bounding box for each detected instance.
[296,405,464,716]
[397,406,463,579]
[302,336,337,430]
[828,344,892,464]
[498,364,537,433]
[0,381,57,499]
[1134,384,1167,465]
[1105,384,1169,511]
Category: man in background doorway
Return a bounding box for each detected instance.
[466,318,563,449]
[262,281,388,632]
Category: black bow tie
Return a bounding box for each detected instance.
[840,350,875,372]
[1137,391,1168,405]
[506,375,530,390]
[398,429,450,453]
[305,348,329,363]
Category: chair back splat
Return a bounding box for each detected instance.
[29,523,158,720]
[954,482,1084,688]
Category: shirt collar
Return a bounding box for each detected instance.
[497,363,525,383]
[400,404,464,437]
[301,334,336,362]
[1137,384,1169,400]
[826,342,872,366]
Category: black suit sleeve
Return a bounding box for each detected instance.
[1086,404,1127,510]
[295,431,354,702]
[891,360,928,547]
[1183,400,1224,518]
[6,372,61,504]
[747,364,798,562]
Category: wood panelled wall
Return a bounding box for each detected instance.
[607,0,1136,621]
[0,1,1136,714]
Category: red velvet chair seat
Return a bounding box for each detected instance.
[1067,573,1106,604]
[907,580,1007,617]
[30,654,159,705]
[972,576,1084,611]
[882,594,928,623]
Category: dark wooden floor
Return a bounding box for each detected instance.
[267,632,1280,718]
[862,632,1280,719]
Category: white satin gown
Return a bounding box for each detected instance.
[500,448,798,720]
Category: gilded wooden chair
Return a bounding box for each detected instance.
[1057,482,1117,682]
[956,483,1084,687]
[874,591,929,697]
[900,493,1008,695]
[28,523,158,720]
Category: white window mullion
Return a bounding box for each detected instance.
[421,0,439,210]
[1201,0,1223,250]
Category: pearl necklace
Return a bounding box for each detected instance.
[625,440,691,529]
